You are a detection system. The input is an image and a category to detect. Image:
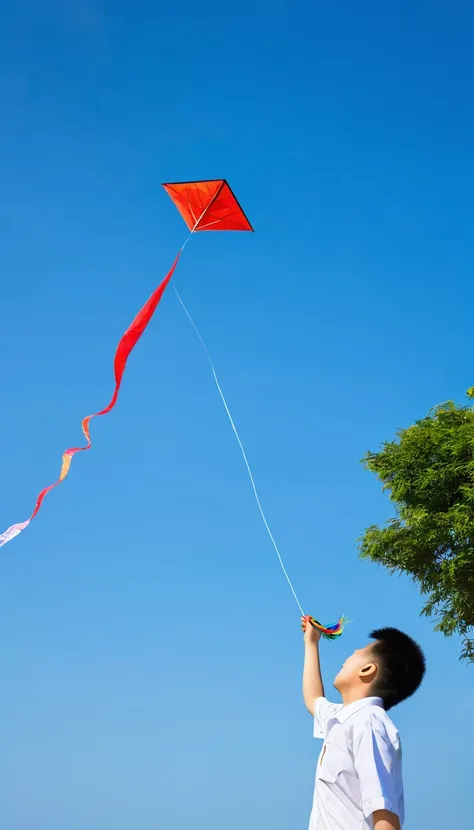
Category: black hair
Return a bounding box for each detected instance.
[369,627,426,711]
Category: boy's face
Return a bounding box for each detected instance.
[333,642,378,693]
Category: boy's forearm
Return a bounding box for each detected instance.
[303,642,324,715]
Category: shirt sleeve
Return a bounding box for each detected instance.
[352,714,403,821]
[313,697,344,739]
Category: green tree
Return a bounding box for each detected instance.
[359,395,474,661]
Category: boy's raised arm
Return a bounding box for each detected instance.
[302,616,324,716]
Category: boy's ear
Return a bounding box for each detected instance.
[359,662,377,683]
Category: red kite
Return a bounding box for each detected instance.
[163,179,253,232]
[0,179,252,548]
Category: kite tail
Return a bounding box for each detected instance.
[0,252,182,548]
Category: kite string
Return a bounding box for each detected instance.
[179,200,302,615]
[173,286,305,617]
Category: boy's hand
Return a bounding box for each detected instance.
[301,615,321,646]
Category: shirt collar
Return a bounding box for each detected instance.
[335,696,384,724]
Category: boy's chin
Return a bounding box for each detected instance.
[333,674,342,692]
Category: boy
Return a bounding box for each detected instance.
[302,617,426,830]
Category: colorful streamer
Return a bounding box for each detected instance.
[307,616,346,640]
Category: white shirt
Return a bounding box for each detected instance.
[309,697,404,830]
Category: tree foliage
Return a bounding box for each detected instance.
[359,398,474,661]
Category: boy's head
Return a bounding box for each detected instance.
[334,627,426,710]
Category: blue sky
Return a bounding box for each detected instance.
[0,1,473,827]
